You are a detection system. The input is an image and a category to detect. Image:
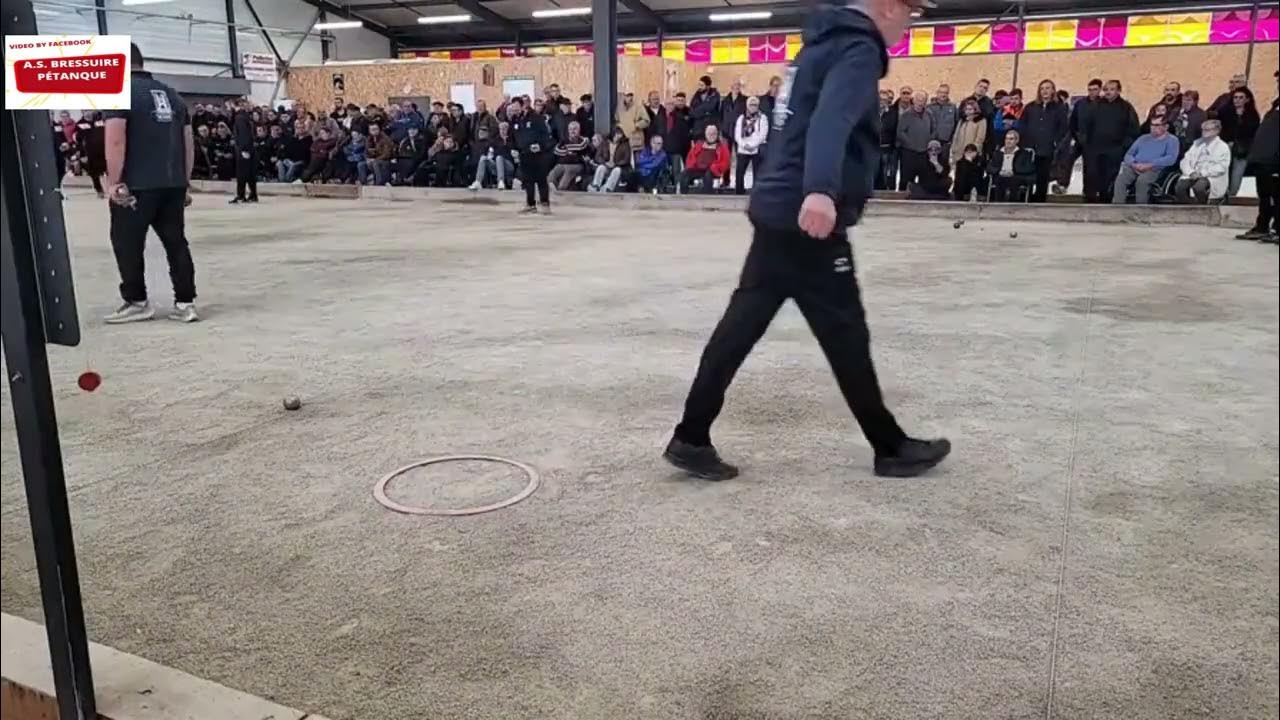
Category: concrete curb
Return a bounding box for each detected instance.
[61,175,1251,227]
[1,613,330,720]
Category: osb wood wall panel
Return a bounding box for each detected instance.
[290,44,1278,117]
[288,56,667,111]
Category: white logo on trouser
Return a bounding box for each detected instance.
[833,257,851,273]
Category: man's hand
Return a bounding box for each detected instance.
[107,183,136,209]
[798,193,837,239]
[529,143,540,153]
[184,190,193,208]
[240,150,251,159]
[1133,162,1151,173]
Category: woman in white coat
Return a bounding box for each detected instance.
[733,96,769,195]
[1174,119,1231,204]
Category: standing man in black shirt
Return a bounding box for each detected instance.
[103,44,199,324]
[508,97,553,214]
[663,0,949,481]
[231,99,258,203]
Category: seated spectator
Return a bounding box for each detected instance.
[953,143,985,201]
[987,129,1036,201]
[430,135,466,187]
[1172,90,1206,152]
[1112,115,1179,204]
[254,124,275,180]
[733,96,768,195]
[635,135,670,193]
[193,124,213,180]
[366,123,396,185]
[277,121,310,182]
[393,126,428,185]
[302,126,338,183]
[339,129,368,184]
[589,127,632,192]
[549,121,590,190]
[907,140,951,200]
[680,124,730,194]
[469,122,515,190]
[209,122,236,180]
[1174,119,1230,204]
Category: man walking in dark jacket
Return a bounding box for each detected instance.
[664,0,949,481]
[231,99,258,203]
[1237,71,1279,243]
[1081,79,1139,203]
[1020,79,1069,201]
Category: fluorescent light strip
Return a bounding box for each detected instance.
[418,14,471,24]
[121,0,175,5]
[314,20,364,30]
[532,7,591,18]
[708,10,772,22]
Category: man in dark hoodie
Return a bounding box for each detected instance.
[1020,79,1069,202]
[1081,79,1139,203]
[231,99,258,203]
[664,0,949,482]
[689,76,722,145]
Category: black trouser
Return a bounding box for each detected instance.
[680,168,716,194]
[898,149,926,191]
[991,175,1031,202]
[235,151,258,199]
[519,152,551,206]
[109,187,196,304]
[1083,148,1123,203]
[88,171,103,194]
[1030,154,1053,202]
[734,153,762,195]
[1254,172,1279,233]
[674,223,907,456]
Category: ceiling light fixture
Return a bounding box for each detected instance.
[314,20,364,30]
[531,7,591,18]
[120,0,175,5]
[417,14,472,24]
[708,10,773,21]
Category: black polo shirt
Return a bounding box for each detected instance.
[104,70,190,190]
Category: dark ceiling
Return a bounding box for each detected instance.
[303,0,1259,50]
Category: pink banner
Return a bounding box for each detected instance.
[887,30,909,57]
[990,22,1022,52]
[684,38,710,63]
[932,25,956,55]
[1257,7,1280,40]
[1076,16,1129,49]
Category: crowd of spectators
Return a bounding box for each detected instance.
[50,68,1277,240]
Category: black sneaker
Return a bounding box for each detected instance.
[228,197,243,204]
[1261,233,1279,245]
[1235,229,1267,240]
[874,437,951,478]
[247,196,259,203]
[663,437,739,481]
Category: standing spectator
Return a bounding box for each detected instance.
[895,85,914,112]
[733,96,768,195]
[1060,78,1102,193]
[988,129,1036,201]
[473,99,500,142]
[970,78,998,156]
[1209,74,1248,119]
[575,94,595,140]
[643,91,666,145]
[616,92,650,154]
[1219,87,1259,199]
[1149,81,1183,129]
[720,80,749,182]
[1020,79,1069,202]
[393,125,428,185]
[877,89,899,191]
[993,88,1025,138]
[366,123,396,185]
[1173,119,1230,203]
[76,110,107,197]
[952,143,985,200]
[301,126,337,183]
[927,84,957,159]
[758,75,782,122]
[548,120,590,190]
[543,84,567,142]
[230,100,258,203]
[896,91,933,191]
[689,76,722,144]
[907,140,951,200]
[663,93,693,175]
[1081,79,1140,203]
[1111,115,1179,204]
[447,103,471,145]
[1238,72,1279,242]
[509,97,552,213]
[1172,90,1206,152]
[635,134,669,193]
[277,120,310,182]
[588,126,632,192]
[680,124,730,194]
[949,98,986,166]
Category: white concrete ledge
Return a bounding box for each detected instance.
[1,613,328,720]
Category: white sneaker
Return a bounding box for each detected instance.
[104,301,154,324]
[168,302,199,323]
[468,181,481,191]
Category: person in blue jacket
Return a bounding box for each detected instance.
[663,0,951,481]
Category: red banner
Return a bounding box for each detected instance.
[13,53,126,94]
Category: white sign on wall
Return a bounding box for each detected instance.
[241,52,277,83]
[449,82,476,113]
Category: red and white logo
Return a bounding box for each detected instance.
[4,35,132,110]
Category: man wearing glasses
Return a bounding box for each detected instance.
[1111,114,1180,204]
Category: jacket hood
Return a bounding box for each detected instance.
[802,4,888,77]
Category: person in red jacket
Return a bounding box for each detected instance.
[679,125,731,193]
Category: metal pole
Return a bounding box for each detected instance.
[225,0,242,78]
[1010,0,1025,90]
[592,0,618,135]
[1244,0,1260,84]
[93,0,107,34]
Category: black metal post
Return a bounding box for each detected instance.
[242,0,284,65]
[225,0,242,77]
[1010,0,1025,90]
[592,0,618,134]
[93,0,108,35]
[1244,0,1261,83]
[2,4,93,720]
[319,10,330,62]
